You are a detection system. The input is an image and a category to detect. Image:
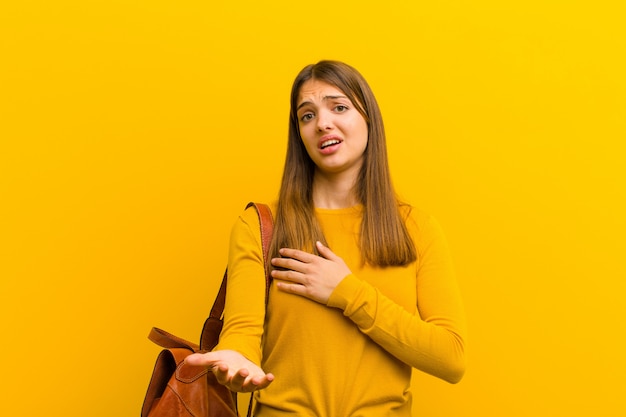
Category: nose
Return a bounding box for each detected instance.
[316,110,333,131]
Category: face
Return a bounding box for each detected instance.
[296,79,368,178]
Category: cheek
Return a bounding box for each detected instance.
[345,113,368,137]
[299,125,315,147]
[352,119,369,146]
[298,131,317,158]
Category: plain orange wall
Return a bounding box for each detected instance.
[1,1,625,416]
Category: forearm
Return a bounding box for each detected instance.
[215,211,266,364]
[328,274,466,383]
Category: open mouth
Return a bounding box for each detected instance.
[320,139,342,149]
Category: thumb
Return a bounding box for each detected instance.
[185,352,216,367]
[315,240,336,259]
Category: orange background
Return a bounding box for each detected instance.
[1,1,625,416]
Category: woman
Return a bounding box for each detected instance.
[187,60,467,416]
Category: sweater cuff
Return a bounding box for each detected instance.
[327,273,362,310]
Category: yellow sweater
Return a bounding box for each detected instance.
[216,204,466,417]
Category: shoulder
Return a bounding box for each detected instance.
[229,202,276,258]
[232,202,277,242]
[399,203,434,231]
[237,202,277,226]
[399,203,448,249]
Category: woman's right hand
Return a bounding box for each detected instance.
[185,350,274,392]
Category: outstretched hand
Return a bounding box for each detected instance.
[185,350,274,392]
[271,241,352,305]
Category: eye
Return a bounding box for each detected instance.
[334,104,349,113]
[300,112,314,122]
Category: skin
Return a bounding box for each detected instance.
[185,79,366,392]
[297,79,369,209]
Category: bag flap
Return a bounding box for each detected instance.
[175,360,210,383]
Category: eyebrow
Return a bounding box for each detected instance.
[297,95,349,111]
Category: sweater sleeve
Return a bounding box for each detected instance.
[213,207,266,365]
[327,214,467,383]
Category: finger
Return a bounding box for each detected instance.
[278,247,316,262]
[229,368,250,390]
[315,240,337,260]
[212,363,232,386]
[271,267,305,283]
[248,373,275,390]
[271,269,307,286]
[271,256,303,272]
[185,352,214,367]
[276,280,308,296]
[184,353,204,366]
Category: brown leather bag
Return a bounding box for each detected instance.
[141,202,274,417]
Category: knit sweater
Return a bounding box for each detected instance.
[216,204,466,417]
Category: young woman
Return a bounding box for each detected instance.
[187,60,467,416]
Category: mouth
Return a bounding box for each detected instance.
[320,138,343,149]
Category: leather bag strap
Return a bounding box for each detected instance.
[243,202,274,417]
[148,327,199,351]
[150,203,273,352]
[208,202,274,322]
[246,202,274,302]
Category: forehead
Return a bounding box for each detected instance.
[297,79,347,106]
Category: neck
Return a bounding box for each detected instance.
[312,170,359,209]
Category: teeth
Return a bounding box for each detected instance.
[321,139,341,149]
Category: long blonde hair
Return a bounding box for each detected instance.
[270,60,416,267]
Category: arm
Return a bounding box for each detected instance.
[186,207,273,391]
[329,214,466,383]
[273,214,466,383]
[217,208,267,363]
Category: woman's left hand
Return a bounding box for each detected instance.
[270,241,352,305]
